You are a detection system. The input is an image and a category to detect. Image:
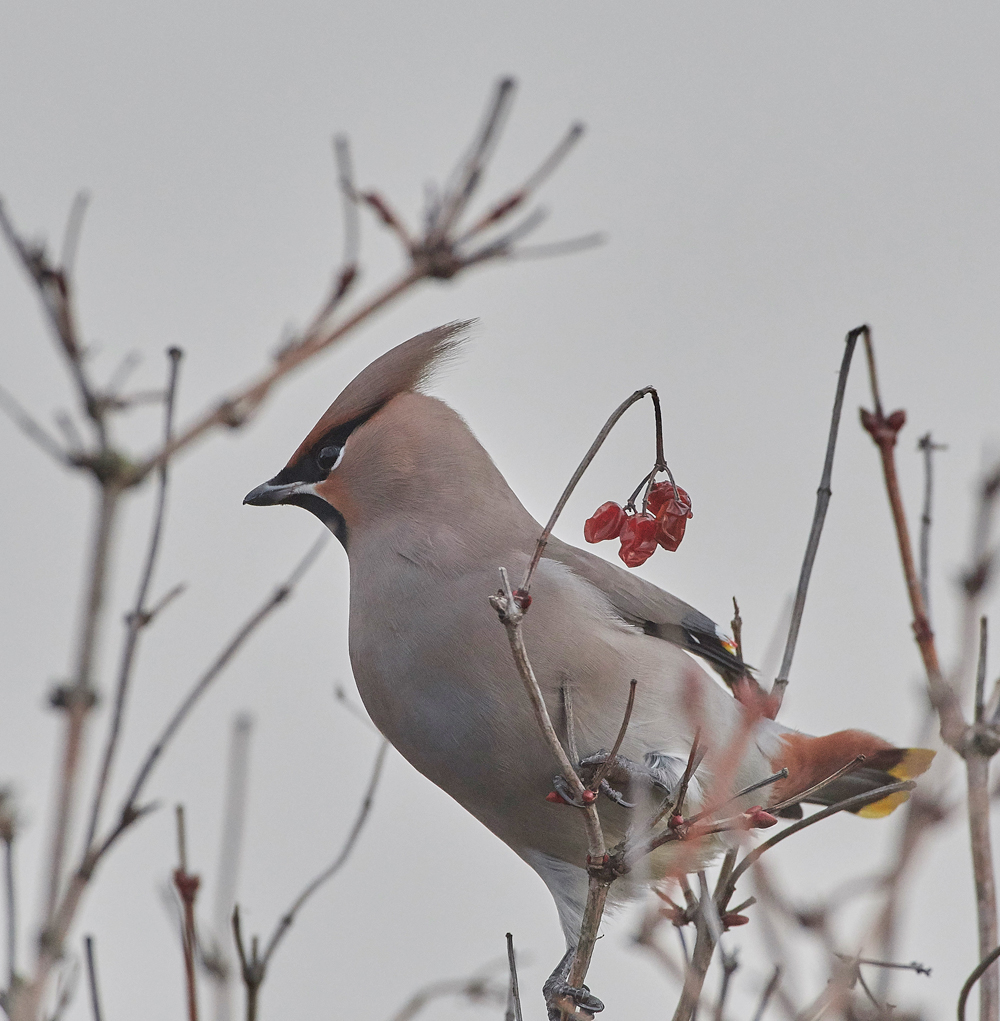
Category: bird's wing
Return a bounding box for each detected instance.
[542,535,745,681]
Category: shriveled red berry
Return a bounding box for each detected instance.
[653,485,694,552]
[655,508,689,551]
[546,791,567,804]
[584,501,626,543]
[618,512,658,567]
[647,481,692,517]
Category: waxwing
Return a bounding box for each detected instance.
[245,322,933,1018]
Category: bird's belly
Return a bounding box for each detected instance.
[346,553,770,869]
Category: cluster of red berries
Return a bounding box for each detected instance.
[584,479,693,568]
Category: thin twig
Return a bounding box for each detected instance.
[976,618,989,724]
[961,946,1000,1021]
[173,806,200,1021]
[83,936,103,1021]
[131,80,588,479]
[434,78,516,237]
[0,384,70,465]
[918,432,946,620]
[111,535,328,846]
[60,192,90,281]
[25,537,327,1019]
[387,972,506,1021]
[459,122,584,241]
[772,326,862,709]
[1,791,16,990]
[722,782,916,904]
[209,713,253,1021]
[520,387,663,593]
[84,347,182,852]
[505,933,524,1021]
[858,328,962,742]
[587,680,637,792]
[562,682,580,765]
[767,755,866,815]
[750,965,781,1021]
[43,482,120,943]
[259,739,389,967]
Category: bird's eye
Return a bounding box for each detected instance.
[316,445,344,473]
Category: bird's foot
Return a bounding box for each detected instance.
[543,948,605,1020]
[543,978,605,1020]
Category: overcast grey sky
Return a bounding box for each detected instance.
[2,3,999,1019]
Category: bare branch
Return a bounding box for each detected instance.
[721,782,917,905]
[750,965,781,1021]
[433,77,516,237]
[83,936,102,1021]
[0,384,71,466]
[460,122,584,242]
[173,806,201,1021]
[110,534,328,849]
[961,946,1000,1021]
[1,790,16,990]
[259,739,389,968]
[917,432,946,620]
[505,933,524,1021]
[132,80,590,479]
[586,679,637,792]
[771,326,862,709]
[84,347,183,852]
[59,193,90,282]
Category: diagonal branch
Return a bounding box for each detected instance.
[259,739,389,967]
[771,325,862,709]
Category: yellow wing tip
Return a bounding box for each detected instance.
[888,748,936,781]
[858,790,912,819]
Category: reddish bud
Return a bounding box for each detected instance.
[744,806,778,829]
[546,791,566,804]
[887,409,907,431]
[581,789,598,804]
[722,913,750,928]
[584,501,625,543]
[618,513,658,567]
[512,588,532,610]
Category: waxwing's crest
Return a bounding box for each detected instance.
[286,320,473,467]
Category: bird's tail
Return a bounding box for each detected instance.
[763,729,935,819]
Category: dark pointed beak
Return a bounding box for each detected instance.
[244,481,301,506]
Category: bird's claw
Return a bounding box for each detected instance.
[544,979,605,1020]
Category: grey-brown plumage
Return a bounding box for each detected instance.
[245,323,933,1015]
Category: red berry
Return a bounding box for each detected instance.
[646,481,692,517]
[655,507,689,552]
[618,512,658,567]
[652,485,693,552]
[584,501,625,543]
